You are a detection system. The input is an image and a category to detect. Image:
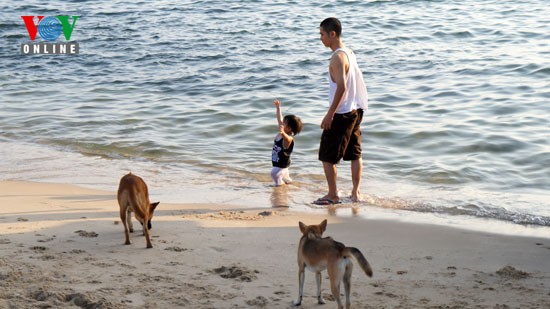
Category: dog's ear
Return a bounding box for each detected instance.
[320,219,327,233]
[299,221,307,234]
[151,202,160,210]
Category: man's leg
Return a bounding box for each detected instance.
[351,158,362,202]
[319,112,356,204]
[345,109,363,202]
[323,161,339,201]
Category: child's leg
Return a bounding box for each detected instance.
[271,167,285,186]
[282,168,292,184]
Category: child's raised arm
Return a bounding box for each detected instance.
[273,100,284,127]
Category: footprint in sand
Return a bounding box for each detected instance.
[29,246,55,260]
[74,230,98,237]
[65,292,114,308]
[447,266,458,275]
[37,237,55,243]
[30,246,47,252]
[70,249,86,254]
[165,246,189,252]
[496,266,530,279]
[246,296,268,307]
[212,265,259,282]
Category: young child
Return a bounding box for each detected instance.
[271,100,302,186]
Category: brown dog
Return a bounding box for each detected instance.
[293,219,372,309]
[117,173,159,248]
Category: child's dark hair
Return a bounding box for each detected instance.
[284,115,303,136]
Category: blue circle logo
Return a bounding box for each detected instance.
[38,16,62,41]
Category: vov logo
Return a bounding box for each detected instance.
[21,16,80,55]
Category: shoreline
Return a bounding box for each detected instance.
[2,139,549,233]
[1,180,550,308]
[3,174,550,238]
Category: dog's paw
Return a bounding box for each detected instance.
[317,296,326,305]
[292,299,302,306]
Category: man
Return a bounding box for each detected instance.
[315,17,368,205]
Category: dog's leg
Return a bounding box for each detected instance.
[344,261,353,309]
[120,206,131,245]
[328,262,345,309]
[143,217,153,248]
[126,208,134,233]
[292,263,305,306]
[316,271,326,304]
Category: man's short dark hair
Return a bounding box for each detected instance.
[320,17,342,37]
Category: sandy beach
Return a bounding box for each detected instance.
[1,180,549,308]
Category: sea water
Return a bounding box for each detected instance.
[1,0,548,235]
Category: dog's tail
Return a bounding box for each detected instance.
[345,247,373,277]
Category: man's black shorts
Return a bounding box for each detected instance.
[318,109,363,164]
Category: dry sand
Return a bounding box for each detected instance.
[1,180,549,308]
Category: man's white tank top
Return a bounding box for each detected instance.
[328,48,368,114]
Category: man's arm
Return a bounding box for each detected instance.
[321,52,348,130]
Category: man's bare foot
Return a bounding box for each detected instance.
[351,192,362,203]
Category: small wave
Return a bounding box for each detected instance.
[0,22,19,30]
[529,67,550,76]
[385,34,433,43]
[98,11,133,17]
[294,59,319,68]
[425,108,449,115]
[204,8,229,14]
[454,67,494,76]
[452,137,527,154]
[433,30,474,39]
[42,138,177,162]
[413,86,434,92]
[5,34,27,39]
[430,90,462,98]
[512,152,550,168]
[364,195,550,227]
[377,94,407,103]
[500,63,540,74]
[422,169,478,185]
[408,130,451,140]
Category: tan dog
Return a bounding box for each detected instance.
[117,173,159,248]
[293,219,372,309]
